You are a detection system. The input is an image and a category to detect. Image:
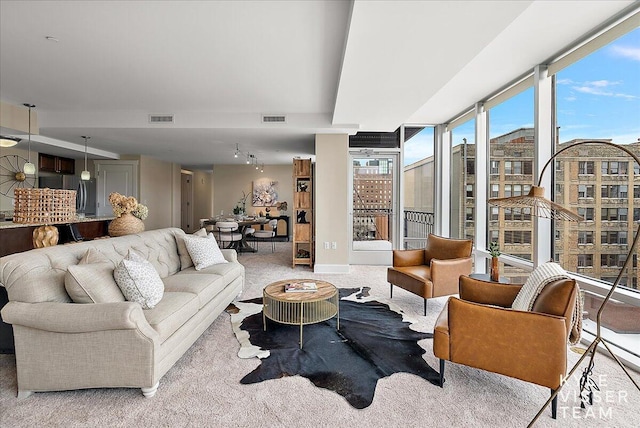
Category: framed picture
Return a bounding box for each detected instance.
[252,178,278,206]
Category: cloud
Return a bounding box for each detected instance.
[572,79,637,99]
[564,96,577,102]
[588,80,619,88]
[610,45,640,61]
[556,78,574,85]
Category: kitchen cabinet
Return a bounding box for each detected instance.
[39,153,76,174]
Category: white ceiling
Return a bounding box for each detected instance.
[0,1,636,168]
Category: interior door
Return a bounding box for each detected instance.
[181,172,194,232]
[349,152,399,265]
[95,161,139,217]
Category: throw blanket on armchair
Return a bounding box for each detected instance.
[512,262,582,345]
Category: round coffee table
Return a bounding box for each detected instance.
[262,279,339,349]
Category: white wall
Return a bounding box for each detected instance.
[138,155,181,230]
[193,169,213,231]
[314,134,349,272]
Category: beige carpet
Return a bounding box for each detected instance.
[1,242,638,427]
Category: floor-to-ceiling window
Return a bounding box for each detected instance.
[450,120,475,241]
[487,88,535,284]
[402,126,434,249]
[554,26,640,360]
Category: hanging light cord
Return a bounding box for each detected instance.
[84,137,88,170]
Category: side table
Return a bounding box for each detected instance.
[469,273,511,284]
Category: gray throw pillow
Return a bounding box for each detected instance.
[176,228,208,270]
[65,248,125,303]
[183,233,228,271]
[114,249,164,309]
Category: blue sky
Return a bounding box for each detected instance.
[404,27,640,166]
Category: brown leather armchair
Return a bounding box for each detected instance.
[387,234,473,315]
[433,275,578,419]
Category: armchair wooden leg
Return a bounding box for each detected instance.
[424,299,427,316]
[551,389,557,419]
[389,283,393,298]
[439,359,445,387]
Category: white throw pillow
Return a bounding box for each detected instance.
[183,233,228,271]
[176,228,208,270]
[114,249,164,309]
[512,262,569,311]
[65,248,125,303]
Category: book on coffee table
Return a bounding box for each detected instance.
[284,282,318,293]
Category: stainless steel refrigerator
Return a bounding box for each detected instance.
[38,175,97,216]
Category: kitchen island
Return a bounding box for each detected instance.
[0,216,114,257]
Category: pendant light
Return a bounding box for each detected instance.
[80,136,91,180]
[234,143,240,158]
[22,103,36,175]
[0,136,21,147]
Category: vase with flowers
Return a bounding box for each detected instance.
[108,192,149,237]
[233,191,250,219]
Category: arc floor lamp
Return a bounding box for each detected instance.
[489,140,640,426]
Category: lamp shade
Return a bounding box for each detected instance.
[488,185,583,222]
[81,170,91,180]
[23,161,36,175]
[0,136,21,147]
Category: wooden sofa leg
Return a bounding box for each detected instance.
[551,389,557,419]
[439,359,445,387]
[141,381,159,398]
[390,283,393,298]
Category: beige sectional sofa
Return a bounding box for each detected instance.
[0,227,244,398]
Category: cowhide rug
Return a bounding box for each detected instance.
[227,287,440,409]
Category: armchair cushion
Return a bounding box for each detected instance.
[459,275,521,307]
[424,234,473,265]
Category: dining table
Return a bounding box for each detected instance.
[204,217,268,253]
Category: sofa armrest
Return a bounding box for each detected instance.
[221,249,238,263]
[447,297,568,389]
[1,301,159,339]
[392,249,425,267]
[429,257,472,297]
[458,275,522,307]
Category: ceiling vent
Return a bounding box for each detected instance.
[149,114,174,124]
[262,114,286,124]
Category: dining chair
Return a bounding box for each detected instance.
[244,225,256,250]
[253,219,278,252]
[215,221,242,250]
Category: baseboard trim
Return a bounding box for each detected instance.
[314,264,350,274]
